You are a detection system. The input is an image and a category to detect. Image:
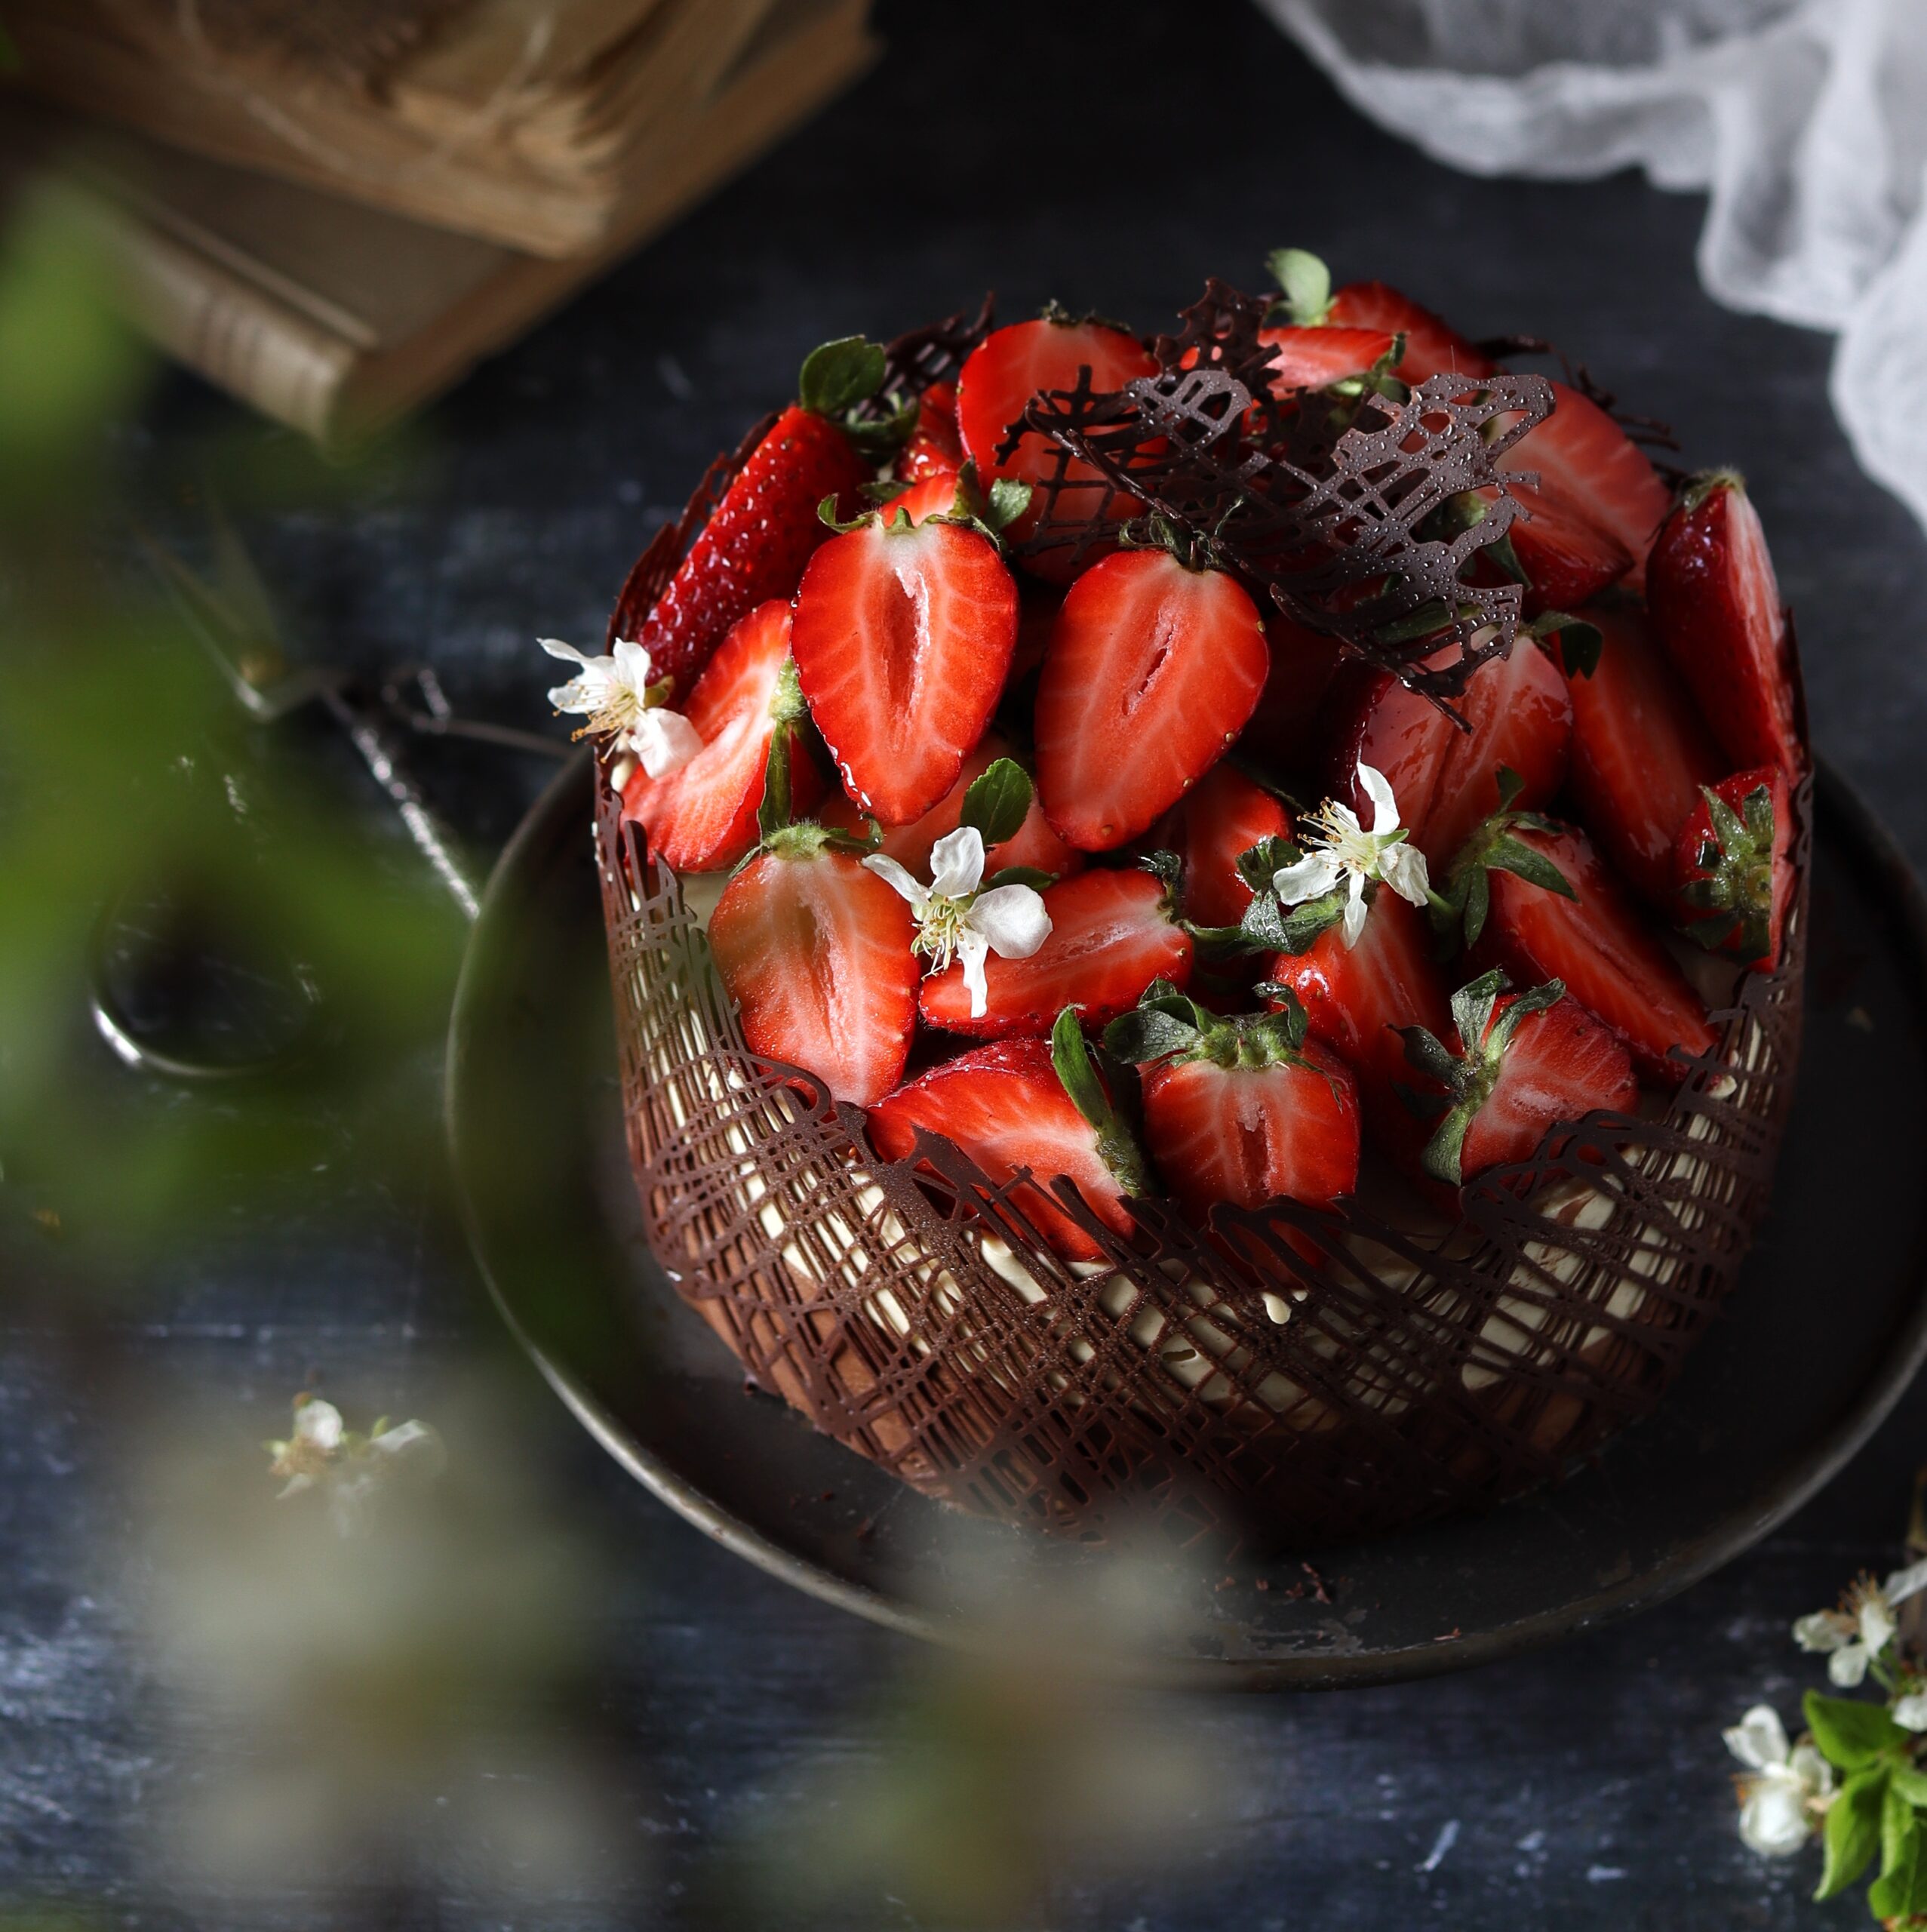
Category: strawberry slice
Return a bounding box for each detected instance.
[1151,762,1292,930]
[1647,472,1803,777]
[1104,985,1360,1223]
[1035,546,1269,851]
[1267,888,1452,1175]
[610,337,878,694]
[1327,638,1572,866]
[1674,766,1793,974]
[954,315,1157,577]
[708,829,919,1107]
[1504,486,1633,616]
[1498,380,1669,589]
[1267,249,1495,387]
[819,732,1081,882]
[919,866,1193,1039]
[1328,281,1496,383]
[866,1021,1148,1261]
[789,515,1019,826]
[1560,600,1723,909]
[877,467,963,527]
[1259,324,1397,393]
[620,601,823,873]
[1397,971,1637,1185]
[1472,822,1716,1084]
[895,379,962,483]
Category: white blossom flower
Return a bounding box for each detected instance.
[266,1395,343,1498]
[864,826,1051,1019]
[539,636,702,778]
[1724,1704,1835,1857]
[1272,761,1431,948]
[1793,1559,1927,1685]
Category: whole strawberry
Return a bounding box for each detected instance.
[608,337,894,696]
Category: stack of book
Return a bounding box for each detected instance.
[0,0,877,442]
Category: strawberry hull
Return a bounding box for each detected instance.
[590,288,1814,1558]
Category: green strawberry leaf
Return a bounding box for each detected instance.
[1050,1008,1151,1199]
[985,477,1034,531]
[959,757,1034,848]
[1266,247,1333,328]
[982,865,1056,893]
[1532,610,1603,679]
[1817,1764,1887,1900]
[1806,1692,1907,1772]
[798,335,886,418]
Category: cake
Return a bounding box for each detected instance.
[556,255,1808,1553]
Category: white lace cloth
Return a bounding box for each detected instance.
[1256,0,1927,534]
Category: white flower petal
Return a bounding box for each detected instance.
[547,677,598,713]
[626,706,704,779]
[1380,838,1431,907]
[293,1398,343,1451]
[1273,851,1344,904]
[957,928,991,1020]
[1894,1693,1927,1733]
[968,884,1051,960]
[369,1419,447,1477]
[1340,871,1369,949]
[1860,1595,1898,1656]
[929,825,987,900]
[1357,761,1400,835]
[1793,1611,1851,1652]
[1886,1558,1927,1606]
[1723,1705,1791,1774]
[1787,1742,1835,1797]
[1738,1777,1815,1857]
[611,637,654,688]
[538,637,594,669]
[1829,1643,1871,1688]
[862,854,929,912]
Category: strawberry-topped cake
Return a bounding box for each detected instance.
[553,253,1809,1547]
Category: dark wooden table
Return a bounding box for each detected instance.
[10,2,1926,1925]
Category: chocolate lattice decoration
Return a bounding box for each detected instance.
[593,296,1810,1554]
[1010,277,1556,714]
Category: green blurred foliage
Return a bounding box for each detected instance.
[0,166,464,1287]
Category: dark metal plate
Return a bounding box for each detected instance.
[447,755,1927,1688]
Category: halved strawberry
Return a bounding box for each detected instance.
[789,515,1019,826]
[621,601,823,872]
[1104,984,1359,1223]
[1267,248,1495,388]
[1151,762,1292,930]
[1647,472,1803,777]
[708,828,919,1107]
[919,866,1193,1039]
[611,337,878,694]
[876,466,963,528]
[866,1020,1148,1261]
[895,379,962,483]
[1327,638,1572,866]
[819,732,1080,881]
[1397,971,1637,1186]
[954,315,1157,576]
[1560,599,1723,908]
[1504,485,1633,616]
[1266,888,1452,1174]
[1259,325,1397,394]
[1328,281,1496,384]
[1498,380,1670,590]
[1035,546,1269,851]
[1674,767,1793,973]
[1472,822,1717,1084]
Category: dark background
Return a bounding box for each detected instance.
[8,0,1925,1924]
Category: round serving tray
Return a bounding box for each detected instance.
[447,752,1927,1689]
